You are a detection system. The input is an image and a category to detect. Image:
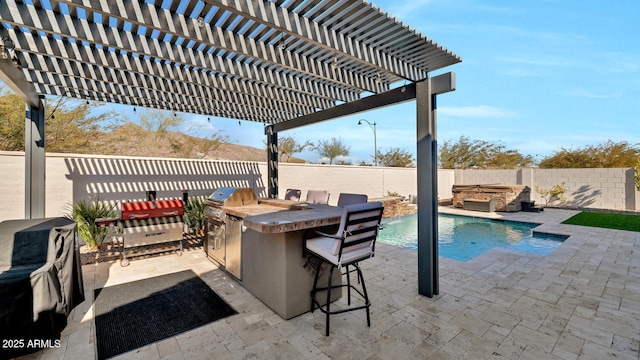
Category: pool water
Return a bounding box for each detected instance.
[378,214,566,262]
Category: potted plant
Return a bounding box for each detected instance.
[184,196,206,236]
[67,195,118,250]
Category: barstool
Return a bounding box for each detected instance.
[306,190,330,204]
[336,193,368,207]
[284,189,301,201]
[303,202,384,336]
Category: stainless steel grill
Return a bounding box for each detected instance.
[207,187,258,209]
[204,187,257,280]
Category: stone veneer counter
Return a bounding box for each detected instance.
[223,199,343,233]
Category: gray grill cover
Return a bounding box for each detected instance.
[0,217,85,357]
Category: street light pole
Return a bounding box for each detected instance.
[358,119,377,166]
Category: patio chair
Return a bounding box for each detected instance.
[284,189,302,201]
[306,190,330,204]
[337,193,368,207]
[303,201,384,336]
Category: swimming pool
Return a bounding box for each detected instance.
[378,213,566,262]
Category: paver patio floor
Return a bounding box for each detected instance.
[18,208,640,359]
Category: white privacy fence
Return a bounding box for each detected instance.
[0,151,637,221]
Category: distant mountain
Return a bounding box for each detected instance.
[91,123,306,163]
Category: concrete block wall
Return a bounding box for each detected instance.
[438,169,455,200]
[276,163,418,204]
[532,167,636,210]
[454,167,638,211]
[1,151,637,221]
[0,152,268,221]
[455,169,521,186]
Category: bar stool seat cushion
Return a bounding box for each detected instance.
[305,237,373,267]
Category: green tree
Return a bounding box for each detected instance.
[377,147,414,167]
[124,108,184,156]
[315,137,350,165]
[488,150,534,169]
[439,136,492,169]
[539,140,640,168]
[0,86,26,151]
[45,97,119,153]
[0,88,119,153]
[439,135,532,169]
[138,108,183,141]
[191,132,229,159]
[278,136,313,162]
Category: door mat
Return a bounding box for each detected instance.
[94,270,237,359]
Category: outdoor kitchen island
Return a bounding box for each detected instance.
[214,198,344,320]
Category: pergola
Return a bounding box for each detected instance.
[0,0,460,297]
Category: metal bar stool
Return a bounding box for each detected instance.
[303,202,384,336]
[306,190,330,204]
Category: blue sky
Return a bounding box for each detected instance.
[186,0,640,164]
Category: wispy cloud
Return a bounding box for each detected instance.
[420,21,586,44]
[600,53,640,74]
[181,116,216,133]
[439,105,517,118]
[497,56,572,68]
[383,0,433,21]
[564,88,624,99]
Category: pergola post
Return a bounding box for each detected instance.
[25,95,46,219]
[266,125,278,199]
[416,79,439,297]
[416,73,456,297]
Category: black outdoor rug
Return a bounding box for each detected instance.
[94,270,237,360]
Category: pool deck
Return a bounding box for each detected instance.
[18,207,640,359]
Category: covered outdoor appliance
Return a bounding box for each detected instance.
[204,187,257,280]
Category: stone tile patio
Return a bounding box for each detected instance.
[19,208,640,360]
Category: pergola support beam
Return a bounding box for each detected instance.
[25,96,46,219]
[266,126,278,199]
[271,83,417,133]
[416,72,455,297]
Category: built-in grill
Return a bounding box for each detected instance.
[97,198,184,266]
[204,187,258,280]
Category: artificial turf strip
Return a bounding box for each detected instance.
[562,211,640,232]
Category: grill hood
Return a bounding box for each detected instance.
[208,187,258,207]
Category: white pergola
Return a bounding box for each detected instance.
[0,0,461,297]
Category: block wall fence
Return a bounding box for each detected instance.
[0,151,637,221]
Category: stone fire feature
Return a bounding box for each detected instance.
[371,196,417,218]
[452,185,531,212]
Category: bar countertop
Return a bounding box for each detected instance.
[223,199,342,233]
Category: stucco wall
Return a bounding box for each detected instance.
[0,151,637,221]
[0,152,26,220]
